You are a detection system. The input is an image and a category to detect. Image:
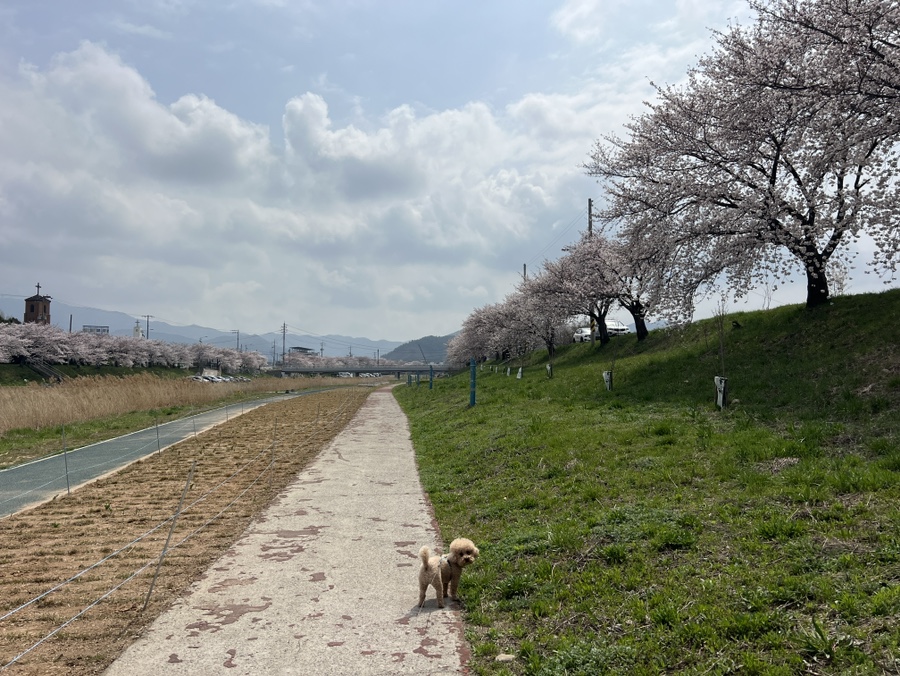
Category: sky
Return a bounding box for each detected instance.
[0,0,894,343]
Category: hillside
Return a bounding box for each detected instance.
[394,288,900,674]
[382,333,457,363]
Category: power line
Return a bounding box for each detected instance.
[281,324,386,354]
[525,207,588,270]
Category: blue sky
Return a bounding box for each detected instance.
[3,0,887,343]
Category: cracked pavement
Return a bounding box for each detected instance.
[104,386,469,675]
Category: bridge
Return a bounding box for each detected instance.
[277,364,453,378]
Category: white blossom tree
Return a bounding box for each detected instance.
[751,0,899,104]
[68,331,110,365]
[0,323,267,374]
[0,325,27,364]
[446,303,508,366]
[542,236,618,344]
[510,272,572,358]
[587,0,900,309]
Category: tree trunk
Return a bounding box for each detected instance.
[804,254,830,308]
[592,311,610,345]
[633,315,649,341]
[621,300,649,341]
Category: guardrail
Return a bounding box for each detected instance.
[277,365,452,377]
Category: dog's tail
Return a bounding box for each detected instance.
[419,545,432,567]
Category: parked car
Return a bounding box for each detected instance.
[605,319,629,335]
[573,327,594,342]
[574,320,630,342]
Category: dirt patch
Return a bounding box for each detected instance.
[0,387,371,675]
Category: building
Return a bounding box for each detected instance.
[24,283,51,324]
[82,325,110,334]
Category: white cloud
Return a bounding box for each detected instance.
[0,38,607,335]
[109,18,173,40]
[2,3,885,343]
[551,0,626,43]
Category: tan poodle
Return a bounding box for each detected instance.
[418,538,479,608]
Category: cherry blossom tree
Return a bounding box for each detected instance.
[13,323,69,363]
[241,351,269,371]
[0,323,267,374]
[550,231,689,340]
[0,325,27,363]
[751,0,899,104]
[68,331,110,365]
[509,272,572,358]
[446,303,509,366]
[587,0,900,309]
[543,235,618,344]
[600,238,662,340]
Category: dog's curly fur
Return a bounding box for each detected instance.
[417,538,479,608]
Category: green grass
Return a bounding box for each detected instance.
[394,289,900,675]
[0,363,195,386]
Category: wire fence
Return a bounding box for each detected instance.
[0,396,291,519]
[0,388,362,672]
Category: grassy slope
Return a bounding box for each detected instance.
[394,289,900,675]
[0,363,195,386]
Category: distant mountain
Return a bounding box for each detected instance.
[0,297,407,361]
[251,332,403,361]
[383,334,457,364]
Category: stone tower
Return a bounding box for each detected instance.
[24,283,51,324]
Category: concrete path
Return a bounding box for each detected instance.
[105,387,470,676]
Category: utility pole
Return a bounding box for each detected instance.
[320,342,324,358]
[143,314,153,339]
[588,198,593,237]
[272,339,276,365]
[231,329,239,350]
[522,263,527,281]
[281,323,287,365]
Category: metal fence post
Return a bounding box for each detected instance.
[143,461,196,612]
[62,425,70,496]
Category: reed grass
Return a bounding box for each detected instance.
[0,373,332,436]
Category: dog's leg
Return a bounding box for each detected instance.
[433,573,444,608]
[448,568,461,600]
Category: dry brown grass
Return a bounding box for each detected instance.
[0,374,341,436]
